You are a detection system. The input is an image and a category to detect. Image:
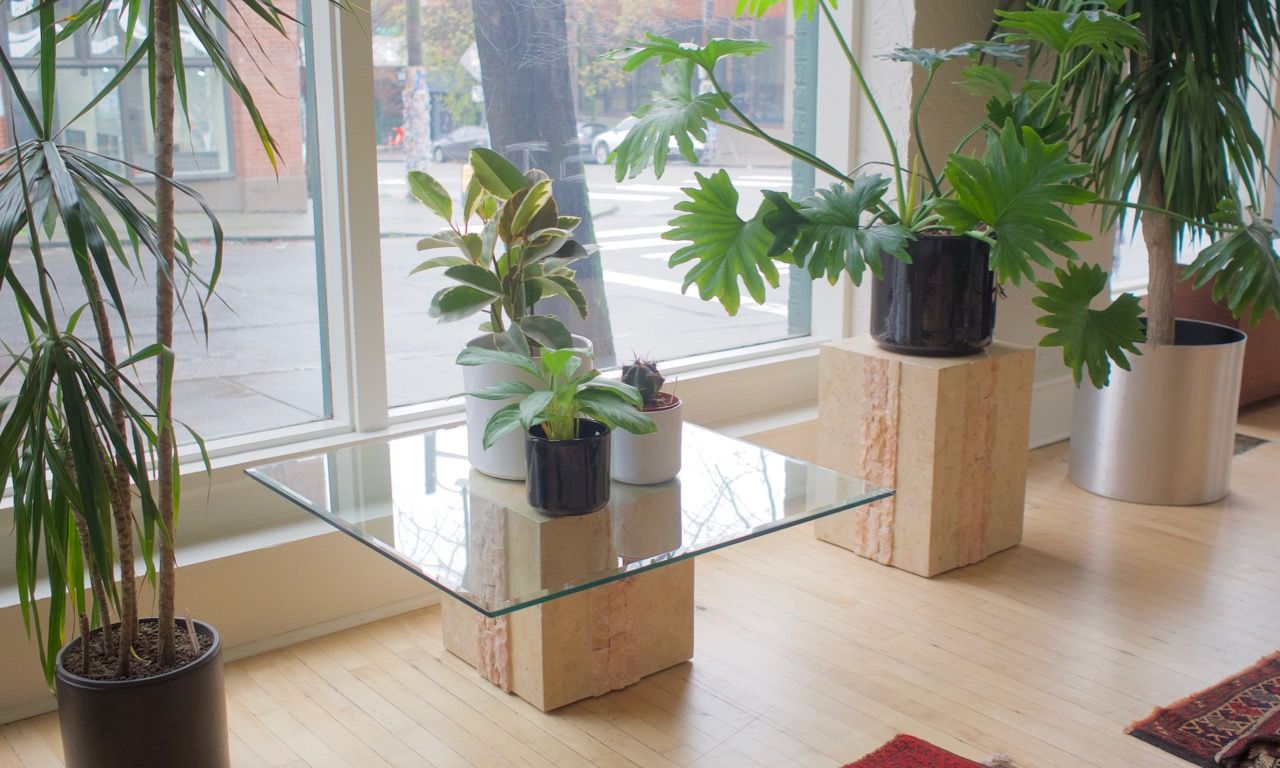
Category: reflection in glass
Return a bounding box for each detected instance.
[248,424,890,616]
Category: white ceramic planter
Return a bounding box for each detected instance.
[462,333,593,480]
[610,394,682,485]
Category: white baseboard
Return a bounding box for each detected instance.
[1030,374,1076,448]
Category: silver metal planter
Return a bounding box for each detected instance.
[1069,319,1247,505]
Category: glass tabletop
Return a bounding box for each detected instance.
[246,424,892,617]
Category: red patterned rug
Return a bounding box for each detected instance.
[1129,652,1280,767]
[842,734,1004,767]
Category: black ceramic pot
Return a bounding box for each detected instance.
[526,419,611,516]
[870,234,996,356]
[55,618,229,768]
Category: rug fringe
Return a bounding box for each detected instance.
[983,755,1015,767]
[1127,652,1280,735]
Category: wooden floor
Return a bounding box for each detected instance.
[4,400,1280,767]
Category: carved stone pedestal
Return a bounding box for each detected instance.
[441,473,693,711]
[441,562,694,711]
[814,335,1034,577]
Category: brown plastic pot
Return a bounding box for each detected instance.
[55,618,229,768]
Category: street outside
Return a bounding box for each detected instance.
[0,159,806,442]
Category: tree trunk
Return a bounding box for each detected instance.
[153,0,179,667]
[1140,163,1177,347]
[471,0,616,366]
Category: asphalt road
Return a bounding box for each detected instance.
[1,160,807,442]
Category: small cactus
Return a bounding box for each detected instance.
[621,359,665,408]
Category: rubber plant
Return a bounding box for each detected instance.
[1043,0,1280,347]
[607,0,1160,386]
[0,0,345,690]
[410,147,596,350]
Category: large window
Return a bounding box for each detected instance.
[0,0,330,444]
[1,1,824,454]
[372,0,816,408]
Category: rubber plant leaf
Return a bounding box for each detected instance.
[1032,261,1145,388]
[664,170,781,315]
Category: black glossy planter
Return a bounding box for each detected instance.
[526,420,611,516]
[871,234,996,356]
[55,619,229,768]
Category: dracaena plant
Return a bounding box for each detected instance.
[607,0,1160,387]
[457,330,656,448]
[411,147,596,350]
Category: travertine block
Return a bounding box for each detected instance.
[442,561,694,711]
[814,335,1034,577]
[441,475,694,710]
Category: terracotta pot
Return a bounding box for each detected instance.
[55,619,229,768]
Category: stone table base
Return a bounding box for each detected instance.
[441,560,695,712]
[814,336,1034,577]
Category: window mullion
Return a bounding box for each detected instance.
[312,0,389,433]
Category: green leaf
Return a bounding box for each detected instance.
[995,6,1143,66]
[510,179,554,238]
[611,59,726,180]
[481,404,524,450]
[466,380,535,401]
[429,285,494,321]
[1184,202,1280,324]
[470,147,529,200]
[609,33,770,75]
[539,347,581,379]
[517,390,554,428]
[578,389,656,435]
[886,42,1024,72]
[960,64,1015,100]
[664,170,782,315]
[762,178,908,285]
[734,0,818,19]
[934,121,1094,285]
[442,264,502,297]
[409,254,470,276]
[456,346,540,376]
[408,171,453,222]
[538,275,589,319]
[517,316,574,350]
[1033,262,1145,387]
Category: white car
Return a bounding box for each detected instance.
[590,116,707,165]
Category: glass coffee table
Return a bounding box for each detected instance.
[247,423,891,711]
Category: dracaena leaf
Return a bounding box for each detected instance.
[934,121,1094,285]
[1033,261,1145,387]
[663,170,782,315]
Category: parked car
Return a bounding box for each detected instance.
[589,116,706,165]
[431,125,489,163]
[577,121,607,156]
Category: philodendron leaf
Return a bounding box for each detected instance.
[664,170,782,315]
[934,121,1094,285]
[1033,261,1145,388]
[609,33,770,76]
[1184,201,1280,325]
[995,6,1143,66]
[470,147,529,200]
[407,170,452,222]
[611,59,726,180]
[886,42,1024,71]
[517,315,574,350]
[762,176,909,285]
